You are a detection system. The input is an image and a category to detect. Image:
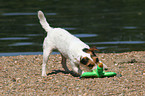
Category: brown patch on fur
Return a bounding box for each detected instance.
[80,57,96,69]
[83,47,99,57]
[81,47,100,69]
[80,57,89,65]
[92,56,99,64]
[88,47,100,52]
[83,47,100,63]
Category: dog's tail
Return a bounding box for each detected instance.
[38,10,52,32]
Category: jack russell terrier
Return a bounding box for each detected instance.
[38,11,108,76]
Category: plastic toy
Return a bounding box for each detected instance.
[81,62,117,78]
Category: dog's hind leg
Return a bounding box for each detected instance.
[42,48,52,76]
[61,54,69,73]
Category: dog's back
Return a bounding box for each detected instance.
[38,11,89,58]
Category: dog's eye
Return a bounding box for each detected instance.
[88,64,94,68]
[96,58,99,62]
[92,57,99,63]
[80,57,89,65]
[91,51,96,56]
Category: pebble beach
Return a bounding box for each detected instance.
[0,51,145,95]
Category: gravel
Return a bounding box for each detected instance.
[0,51,145,95]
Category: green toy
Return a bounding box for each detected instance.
[81,63,117,78]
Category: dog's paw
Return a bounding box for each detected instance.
[42,73,47,76]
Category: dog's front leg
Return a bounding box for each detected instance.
[70,61,84,76]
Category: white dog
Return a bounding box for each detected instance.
[38,11,108,76]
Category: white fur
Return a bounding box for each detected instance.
[38,11,106,76]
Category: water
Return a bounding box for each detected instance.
[0,0,145,56]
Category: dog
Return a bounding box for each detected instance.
[38,11,108,76]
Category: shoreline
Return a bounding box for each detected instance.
[0,50,145,57]
[0,51,145,95]
[0,51,60,57]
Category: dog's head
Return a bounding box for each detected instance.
[80,47,100,70]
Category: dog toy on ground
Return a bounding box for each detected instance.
[81,62,117,78]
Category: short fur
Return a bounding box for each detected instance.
[38,11,108,76]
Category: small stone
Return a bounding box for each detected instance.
[115,63,118,66]
[116,74,122,77]
[14,61,17,63]
[130,59,137,63]
[12,78,16,82]
[83,93,87,96]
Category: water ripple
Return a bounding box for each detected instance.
[87,41,145,45]
[2,12,57,16]
[0,37,29,40]
[74,34,98,38]
[9,42,34,46]
[123,26,137,29]
[0,51,59,56]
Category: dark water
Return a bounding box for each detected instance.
[0,0,145,56]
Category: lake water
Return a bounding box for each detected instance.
[0,0,145,56]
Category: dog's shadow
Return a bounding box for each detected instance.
[47,70,80,77]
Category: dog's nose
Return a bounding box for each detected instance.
[104,68,108,70]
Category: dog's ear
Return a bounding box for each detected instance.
[82,48,89,52]
[88,46,100,52]
[82,47,99,57]
[82,47,99,52]
[80,57,89,65]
